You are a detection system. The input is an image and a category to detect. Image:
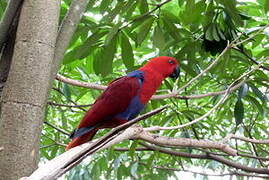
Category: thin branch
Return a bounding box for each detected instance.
[232,47,269,71]
[119,0,172,30]
[56,74,106,90]
[135,132,237,156]
[232,25,269,47]
[150,165,269,179]
[41,133,67,147]
[140,142,269,174]
[43,121,70,136]
[47,101,92,108]
[222,134,269,144]
[52,88,87,112]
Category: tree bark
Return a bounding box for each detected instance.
[0,6,21,103]
[0,0,60,179]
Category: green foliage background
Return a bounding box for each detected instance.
[2,0,269,179]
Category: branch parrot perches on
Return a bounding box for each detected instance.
[66,56,180,150]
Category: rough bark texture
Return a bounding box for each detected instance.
[0,0,60,179]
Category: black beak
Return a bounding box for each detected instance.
[169,65,180,79]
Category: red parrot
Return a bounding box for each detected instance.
[66,56,180,150]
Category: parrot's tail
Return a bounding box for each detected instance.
[66,129,98,151]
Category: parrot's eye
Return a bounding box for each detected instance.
[168,59,174,64]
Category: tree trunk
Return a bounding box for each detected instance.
[0,0,60,179]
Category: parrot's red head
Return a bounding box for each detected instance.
[140,56,180,79]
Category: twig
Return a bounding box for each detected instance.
[56,74,106,90]
[150,165,269,179]
[222,134,269,144]
[232,47,269,71]
[140,142,269,174]
[52,88,87,112]
[41,133,67,147]
[135,132,237,155]
[119,0,172,30]
[43,121,70,136]
[232,25,269,47]
[47,101,92,108]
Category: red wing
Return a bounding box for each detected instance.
[77,76,140,128]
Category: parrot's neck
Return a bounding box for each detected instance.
[139,68,165,104]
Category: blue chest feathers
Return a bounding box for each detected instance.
[115,70,145,120]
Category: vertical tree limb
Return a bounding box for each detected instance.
[0,5,21,102]
[0,0,24,49]
[51,0,90,79]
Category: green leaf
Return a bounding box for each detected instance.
[93,48,104,75]
[248,83,266,103]
[152,24,165,50]
[221,0,243,26]
[180,63,197,77]
[245,95,264,116]
[130,162,139,179]
[106,1,126,21]
[162,18,181,41]
[216,25,226,40]
[114,156,121,170]
[99,0,111,13]
[63,30,108,64]
[212,24,220,41]
[238,83,248,99]
[234,99,244,125]
[121,32,134,69]
[128,140,138,158]
[138,0,149,14]
[205,24,214,41]
[136,16,155,46]
[102,37,118,76]
[63,84,71,101]
[104,23,121,46]
[264,0,269,13]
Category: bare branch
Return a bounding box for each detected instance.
[41,133,67,147]
[140,143,269,174]
[56,74,106,90]
[150,165,269,179]
[222,134,269,144]
[43,121,70,136]
[135,132,237,156]
[47,101,92,108]
[119,0,172,30]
